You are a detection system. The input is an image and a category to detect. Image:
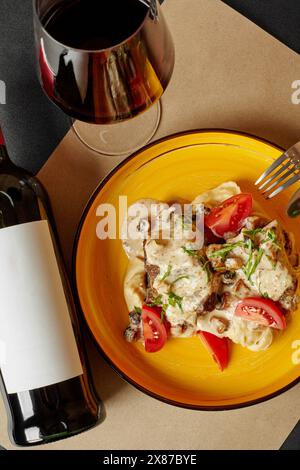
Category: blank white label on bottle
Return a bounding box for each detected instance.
[0,220,83,393]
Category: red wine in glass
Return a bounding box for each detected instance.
[33,0,175,154]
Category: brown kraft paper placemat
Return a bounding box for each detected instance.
[1,0,300,450]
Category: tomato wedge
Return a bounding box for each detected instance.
[197,331,229,371]
[205,193,253,237]
[142,305,168,353]
[235,297,286,330]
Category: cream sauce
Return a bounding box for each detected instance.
[122,182,299,351]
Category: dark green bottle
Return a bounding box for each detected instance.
[0,126,101,446]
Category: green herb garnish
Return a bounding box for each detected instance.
[171,275,190,285]
[243,239,254,280]
[198,255,212,282]
[182,246,199,256]
[250,248,265,279]
[246,237,253,252]
[209,242,245,261]
[258,282,270,298]
[148,291,184,318]
[160,303,168,321]
[243,236,264,282]
[267,229,276,241]
[160,264,172,281]
[181,246,211,281]
[146,296,168,321]
[243,228,263,240]
[168,292,183,312]
[147,295,163,308]
[134,306,142,315]
[261,229,282,249]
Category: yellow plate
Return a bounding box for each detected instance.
[75,130,300,409]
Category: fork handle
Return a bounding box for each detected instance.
[288,188,300,218]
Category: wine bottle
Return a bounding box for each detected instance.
[0,126,101,446]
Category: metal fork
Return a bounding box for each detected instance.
[255,142,300,199]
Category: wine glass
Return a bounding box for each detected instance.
[33,0,175,156]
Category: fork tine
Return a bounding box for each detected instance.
[255,154,288,186]
[262,166,297,194]
[258,161,291,190]
[267,173,300,199]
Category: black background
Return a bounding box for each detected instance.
[224,0,300,54]
[0,0,299,450]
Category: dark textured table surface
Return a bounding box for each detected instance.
[0,0,299,450]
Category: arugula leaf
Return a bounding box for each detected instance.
[160,264,172,281]
[134,306,142,315]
